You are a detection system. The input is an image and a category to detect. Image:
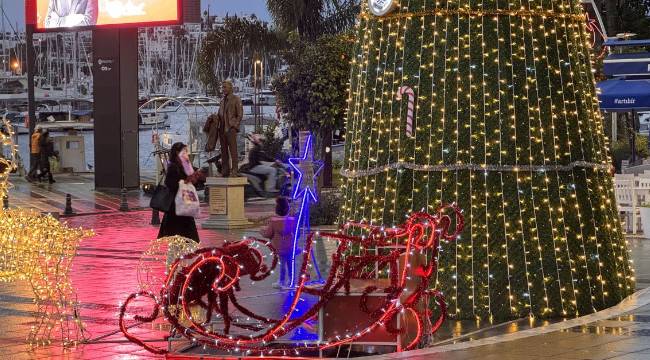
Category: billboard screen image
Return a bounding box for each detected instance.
[28,0,181,31]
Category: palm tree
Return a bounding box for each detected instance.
[267,1,358,187]
[266,0,360,40]
[198,16,287,95]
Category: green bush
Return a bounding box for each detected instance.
[611,134,649,171]
[309,191,342,226]
[271,33,353,132]
[258,123,286,161]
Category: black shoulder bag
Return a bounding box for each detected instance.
[150,174,173,213]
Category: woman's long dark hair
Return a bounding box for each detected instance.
[169,142,187,165]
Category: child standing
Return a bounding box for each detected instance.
[260,197,297,289]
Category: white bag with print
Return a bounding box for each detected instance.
[175,180,200,217]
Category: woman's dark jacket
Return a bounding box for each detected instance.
[157,161,200,242]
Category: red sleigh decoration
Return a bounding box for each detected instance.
[119,205,464,355]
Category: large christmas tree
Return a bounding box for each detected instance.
[341,0,635,321]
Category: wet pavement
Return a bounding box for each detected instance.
[5,173,152,214]
[3,173,277,222]
[2,176,650,359]
[382,294,650,360]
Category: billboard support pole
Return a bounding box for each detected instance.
[92,28,140,190]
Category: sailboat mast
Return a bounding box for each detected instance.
[1,0,5,74]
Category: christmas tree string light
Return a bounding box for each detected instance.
[340,0,635,321]
[120,207,465,355]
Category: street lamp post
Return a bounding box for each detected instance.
[253,59,263,129]
[26,24,37,149]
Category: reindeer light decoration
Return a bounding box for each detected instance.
[0,119,93,347]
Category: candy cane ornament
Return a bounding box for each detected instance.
[396,85,415,137]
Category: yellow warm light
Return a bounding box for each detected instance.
[1,119,94,347]
[339,2,634,321]
[0,117,17,200]
[137,235,198,292]
[0,209,93,347]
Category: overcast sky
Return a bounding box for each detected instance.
[0,0,271,29]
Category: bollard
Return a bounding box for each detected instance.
[64,194,74,215]
[119,188,129,212]
[2,195,7,210]
[150,209,161,225]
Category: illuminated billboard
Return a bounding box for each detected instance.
[26,0,182,31]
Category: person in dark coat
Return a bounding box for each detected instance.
[157,142,204,243]
[37,130,57,184]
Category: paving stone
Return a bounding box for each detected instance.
[608,352,650,360]
[598,337,650,353]
[2,179,650,359]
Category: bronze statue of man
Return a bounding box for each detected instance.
[207,80,242,177]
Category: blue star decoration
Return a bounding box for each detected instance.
[286,133,325,287]
[288,135,324,202]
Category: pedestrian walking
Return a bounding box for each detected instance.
[157,142,204,243]
[37,130,57,184]
[260,197,297,288]
[26,127,42,181]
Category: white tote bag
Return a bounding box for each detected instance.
[175,180,200,217]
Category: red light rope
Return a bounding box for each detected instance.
[119,206,464,355]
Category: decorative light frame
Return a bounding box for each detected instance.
[287,133,324,287]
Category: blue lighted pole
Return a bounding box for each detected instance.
[287,134,324,287]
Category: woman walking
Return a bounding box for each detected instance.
[158,142,203,243]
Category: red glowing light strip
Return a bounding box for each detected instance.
[119,208,464,355]
[405,307,423,350]
[171,239,317,347]
[179,256,241,333]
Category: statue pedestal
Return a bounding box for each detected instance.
[202,177,251,229]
